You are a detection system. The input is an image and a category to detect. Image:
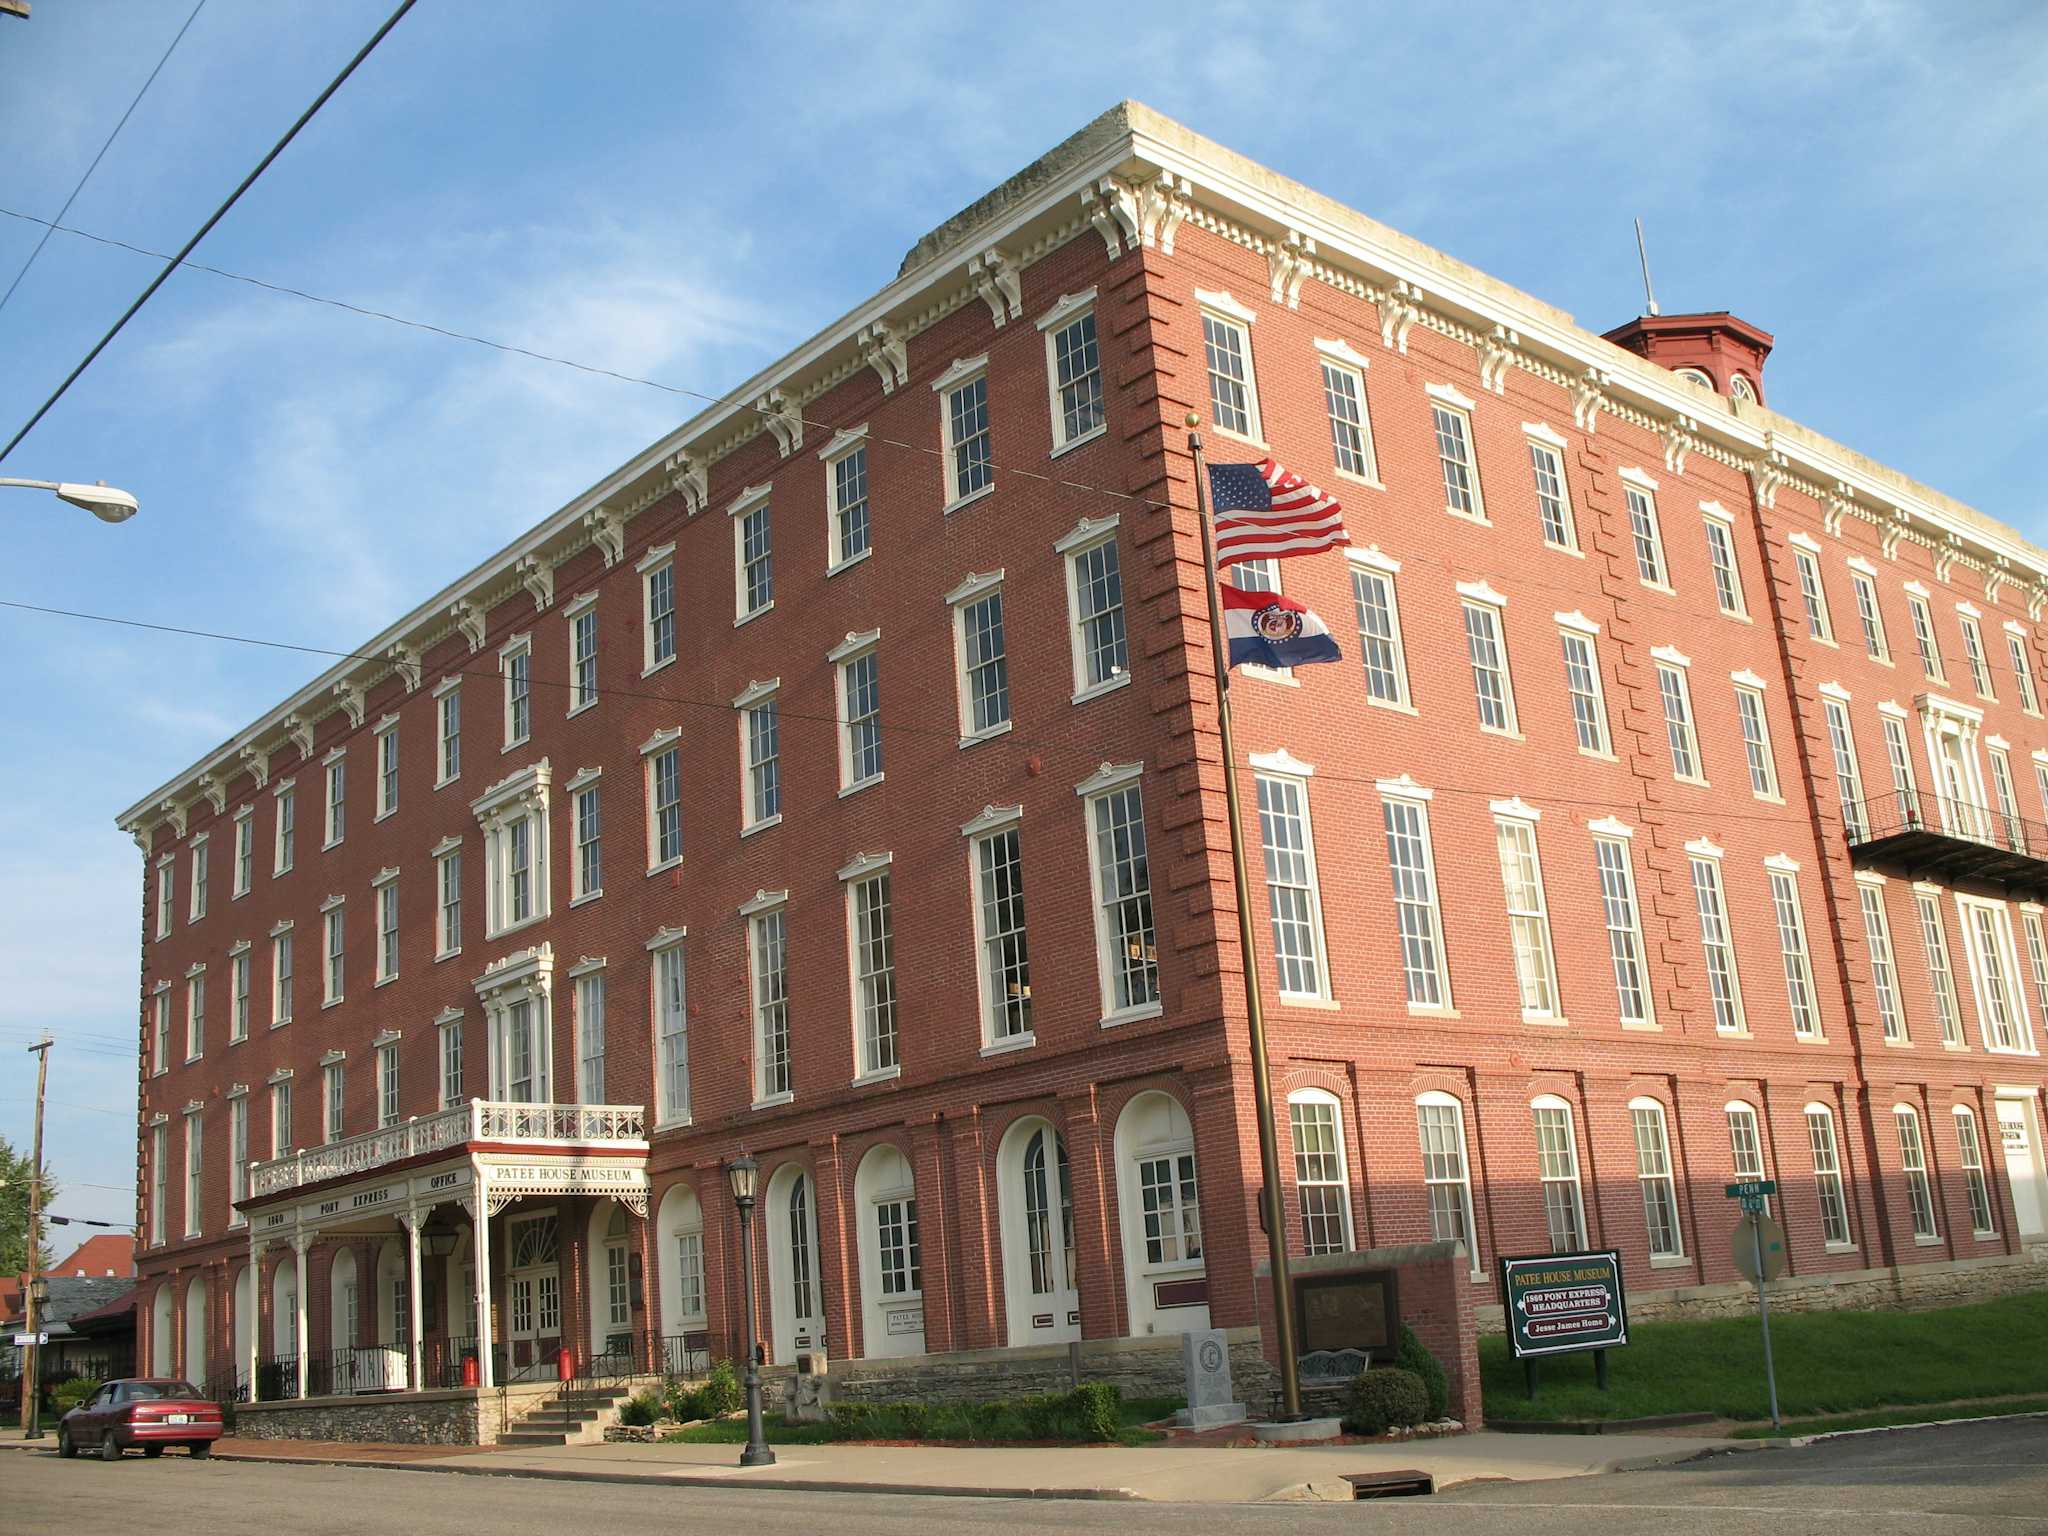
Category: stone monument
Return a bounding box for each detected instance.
[1176,1327,1246,1426]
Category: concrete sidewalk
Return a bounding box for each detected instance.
[221,1429,1748,1502]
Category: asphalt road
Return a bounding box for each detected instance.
[3,1419,2043,1535]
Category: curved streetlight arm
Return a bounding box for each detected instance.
[0,477,139,522]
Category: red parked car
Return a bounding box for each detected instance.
[57,1378,223,1461]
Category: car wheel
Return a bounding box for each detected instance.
[98,1435,121,1461]
[144,1445,164,1458]
[57,1428,75,1459]
[190,1443,211,1460]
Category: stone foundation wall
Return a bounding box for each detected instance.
[1475,1249,2048,1332]
[231,1383,558,1445]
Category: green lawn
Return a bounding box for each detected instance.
[1482,1292,2048,1424]
[667,1395,1183,1447]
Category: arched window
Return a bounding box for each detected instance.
[1952,1107,1996,1235]
[997,1117,1079,1347]
[1724,1100,1770,1217]
[1414,1090,1478,1273]
[1675,367,1714,391]
[656,1184,706,1341]
[1802,1102,1853,1247]
[763,1163,821,1361]
[1530,1095,1585,1252]
[1286,1087,1352,1255]
[1729,374,1757,404]
[1112,1091,1208,1337]
[1627,1097,1684,1261]
[853,1144,924,1357]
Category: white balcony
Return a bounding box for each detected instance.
[246,1099,649,1200]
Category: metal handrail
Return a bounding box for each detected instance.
[1848,788,2048,858]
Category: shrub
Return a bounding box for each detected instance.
[50,1378,99,1415]
[1343,1367,1429,1437]
[1396,1326,1450,1422]
[700,1358,742,1418]
[826,1402,875,1437]
[617,1388,661,1427]
[891,1402,931,1439]
[1066,1382,1122,1441]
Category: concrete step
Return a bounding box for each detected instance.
[496,1430,576,1447]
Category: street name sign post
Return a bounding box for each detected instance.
[1499,1250,1628,1399]
[1726,1184,1786,1430]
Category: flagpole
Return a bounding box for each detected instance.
[1186,415,1303,1421]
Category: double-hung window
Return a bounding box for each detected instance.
[323,1058,346,1142]
[1383,786,1451,1009]
[1315,340,1377,482]
[1806,1104,1853,1246]
[1791,540,1833,642]
[2007,627,2040,714]
[1197,294,1260,441]
[228,1093,248,1224]
[1734,677,1779,798]
[1655,652,1702,782]
[1524,426,1575,549]
[640,545,677,673]
[1821,693,1869,840]
[435,679,462,785]
[1690,847,1745,1033]
[1727,1104,1769,1216]
[1531,1097,1586,1252]
[233,810,254,898]
[733,489,774,620]
[735,681,780,830]
[643,732,683,871]
[188,836,209,921]
[1631,1099,1683,1260]
[969,812,1032,1046]
[1494,810,1559,1019]
[1042,295,1105,452]
[1137,1149,1202,1265]
[1954,1108,1996,1234]
[569,772,602,901]
[875,1194,922,1297]
[1895,1106,1939,1241]
[651,936,689,1125]
[568,597,599,713]
[825,435,870,570]
[271,925,293,1026]
[435,841,462,957]
[185,969,205,1060]
[1289,1091,1352,1255]
[322,899,345,1005]
[1428,385,1483,519]
[377,1038,400,1129]
[1061,520,1128,700]
[1350,551,1411,708]
[323,752,346,848]
[846,863,897,1078]
[937,357,994,506]
[149,1121,167,1245]
[1702,508,1746,616]
[501,637,531,748]
[1460,588,1517,734]
[375,872,399,984]
[439,1013,464,1108]
[1769,864,1820,1038]
[230,945,251,1042]
[1906,588,1944,680]
[375,719,399,818]
[1622,471,1668,586]
[748,898,792,1103]
[270,1079,292,1159]
[2021,908,2048,1039]
[1881,710,1920,824]
[1557,619,1611,755]
[151,985,170,1074]
[834,632,883,791]
[183,1110,203,1237]
[1960,609,1995,697]
[1858,879,1905,1042]
[1959,898,2033,1052]
[475,764,549,938]
[1255,767,1329,1001]
[1990,745,2025,851]
[1415,1094,1478,1269]
[1849,566,1889,661]
[1594,828,1653,1026]
[1083,770,1159,1019]
[274,783,295,874]
[575,967,606,1103]
[1917,892,1965,1047]
[950,574,1011,742]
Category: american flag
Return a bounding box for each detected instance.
[1206,458,1350,567]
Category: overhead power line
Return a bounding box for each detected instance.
[0,0,417,465]
[0,0,208,317]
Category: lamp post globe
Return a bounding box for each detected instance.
[723,1154,775,1468]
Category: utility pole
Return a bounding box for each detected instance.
[21,1036,52,1440]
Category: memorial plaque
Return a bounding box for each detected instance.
[1294,1270,1398,1359]
[1179,1326,1245,1426]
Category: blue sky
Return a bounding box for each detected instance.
[3,0,2043,1230]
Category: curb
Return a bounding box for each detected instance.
[1491,1412,1719,1436]
[1773,1408,2048,1449]
[1601,1441,1767,1474]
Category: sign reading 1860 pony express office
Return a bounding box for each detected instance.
[1500,1250,1628,1359]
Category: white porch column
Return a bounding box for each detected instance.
[292,1235,311,1400]
[472,1172,495,1390]
[247,1236,264,1402]
[402,1210,425,1392]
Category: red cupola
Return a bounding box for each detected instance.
[1602,311,1774,407]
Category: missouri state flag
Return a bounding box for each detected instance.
[1222,584,1342,670]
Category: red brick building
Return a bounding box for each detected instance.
[118,103,2048,1413]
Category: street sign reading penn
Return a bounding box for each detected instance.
[1724,1179,1777,1199]
[1499,1250,1629,1359]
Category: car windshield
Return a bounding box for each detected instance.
[127,1382,200,1400]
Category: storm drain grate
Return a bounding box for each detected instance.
[1342,1469,1436,1499]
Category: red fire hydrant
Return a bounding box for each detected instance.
[556,1346,575,1381]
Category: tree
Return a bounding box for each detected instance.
[0,1135,55,1275]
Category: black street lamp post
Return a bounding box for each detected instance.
[724,1154,776,1468]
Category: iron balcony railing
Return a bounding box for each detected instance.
[247,1099,649,1199]
[1846,787,2048,890]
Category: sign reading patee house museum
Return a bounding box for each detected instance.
[1500,1250,1629,1359]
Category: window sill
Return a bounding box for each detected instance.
[741,814,782,839]
[1406,1004,1462,1020]
[1367,696,1419,716]
[654,1115,693,1133]
[980,1032,1037,1058]
[436,946,462,963]
[1241,665,1297,686]
[1716,1028,1753,1040]
[322,997,342,1011]
[229,1034,247,1047]
[500,736,530,756]
[734,601,776,630]
[374,974,396,989]
[751,1091,795,1111]
[434,773,460,792]
[1718,608,1753,624]
[1868,654,1894,668]
[1072,672,1133,707]
[827,548,872,580]
[1543,541,1586,559]
[1913,1234,1944,1247]
[1674,775,1711,789]
[1620,1019,1661,1032]
[1882,1036,1914,1048]
[1522,1013,1570,1027]
[642,654,677,680]
[1824,1242,1859,1254]
[1752,791,1787,805]
[1972,1228,1999,1241]
[1049,424,1107,460]
[1577,747,1620,763]
[1332,469,1386,492]
[1809,633,1839,649]
[486,912,547,943]
[1445,507,1491,527]
[646,855,684,878]
[271,1018,291,1030]
[943,484,996,517]
[322,838,342,853]
[232,887,250,902]
[1212,425,1269,453]
[1100,1000,1165,1030]
[567,698,599,721]
[228,1216,246,1230]
[960,721,1014,750]
[274,865,293,879]
[839,773,884,800]
[569,889,603,909]
[1280,994,1341,1011]
[184,1053,203,1065]
[1648,1254,1691,1270]
[852,1065,902,1087]
[1639,580,1677,597]
[375,808,397,824]
[1942,1041,1971,1052]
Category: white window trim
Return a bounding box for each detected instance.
[728,483,776,626]
[499,634,532,752]
[1253,765,1335,1005]
[1628,1095,1688,1265]
[1427,387,1486,523]
[1076,764,1162,1027]
[564,592,600,717]
[818,425,873,577]
[947,569,1012,748]
[743,891,793,1108]
[640,728,684,875]
[1414,1090,1482,1277]
[322,748,346,851]
[1058,515,1131,706]
[1196,296,1264,447]
[1521,423,1577,551]
[840,853,900,1085]
[833,630,884,796]
[733,680,782,835]
[1349,547,1414,713]
[1459,592,1519,737]
[1700,502,1749,618]
[1316,344,1382,487]
[373,715,401,821]
[1287,1085,1356,1253]
[432,677,461,790]
[933,356,996,513]
[1040,291,1107,456]
[638,542,677,677]
[1955,893,2040,1055]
